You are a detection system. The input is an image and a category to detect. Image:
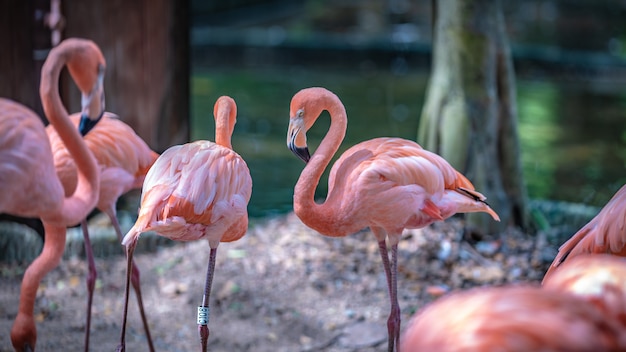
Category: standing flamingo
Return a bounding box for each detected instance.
[117,96,252,352]
[543,184,626,283]
[399,285,626,351]
[3,38,104,352]
[46,111,159,351]
[286,87,500,351]
[543,254,626,326]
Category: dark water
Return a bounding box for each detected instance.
[191,66,626,218]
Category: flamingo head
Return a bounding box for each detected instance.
[287,87,340,163]
[60,38,106,136]
[287,103,312,163]
[77,62,105,136]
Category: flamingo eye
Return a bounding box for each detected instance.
[297,109,304,118]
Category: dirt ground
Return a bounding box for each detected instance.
[0,212,556,352]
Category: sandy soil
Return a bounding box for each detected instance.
[0,213,555,352]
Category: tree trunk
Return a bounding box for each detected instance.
[418,0,529,234]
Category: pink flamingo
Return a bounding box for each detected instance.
[399,285,626,351]
[46,111,159,351]
[4,38,103,352]
[543,184,626,283]
[286,87,500,351]
[117,96,252,352]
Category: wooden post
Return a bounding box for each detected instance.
[0,0,51,118]
[61,0,190,151]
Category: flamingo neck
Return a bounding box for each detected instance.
[16,223,66,316]
[294,98,347,236]
[39,48,99,225]
[214,114,233,149]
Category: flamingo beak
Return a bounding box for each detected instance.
[79,112,103,136]
[287,131,310,163]
[287,119,310,163]
[289,143,311,163]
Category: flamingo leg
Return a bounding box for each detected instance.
[11,223,67,352]
[107,208,154,352]
[199,246,218,352]
[117,239,137,352]
[81,220,96,352]
[377,240,401,352]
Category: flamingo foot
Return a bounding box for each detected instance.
[387,305,401,352]
[198,324,209,352]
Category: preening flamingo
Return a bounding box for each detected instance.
[3,38,104,352]
[286,87,500,352]
[399,286,626,351]
[46,112,159,351]
[543,254,626,326]
[543,184,626,283]
[117,96,252,352]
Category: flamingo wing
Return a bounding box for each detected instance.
[330,138,475,195]
[80,113,158,178]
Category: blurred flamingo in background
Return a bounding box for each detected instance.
[543,254,626,326]
[47,112,159,351]
[117,96,252,352]
[3,38,104,352]
[543,184,626,282]
[399,285,626,351]
[286,87,500,352]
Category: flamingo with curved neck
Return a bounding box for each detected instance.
[287,87,500,352]
[4,38,104,352]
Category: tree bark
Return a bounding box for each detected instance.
[418,0,529,234]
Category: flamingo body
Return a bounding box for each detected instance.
[543,184,626,282]
[0,99,64,218]
[400,286,626,352]
[318,137,495,242]
[47,112,159,210]
[287,87,499,351]
[123,140,251,246]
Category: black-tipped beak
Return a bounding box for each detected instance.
[289,144,311,163]
[78,112,103,136]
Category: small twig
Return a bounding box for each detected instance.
[460,241,498,267]
[531,229,548,268]
[301,333,342,352]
